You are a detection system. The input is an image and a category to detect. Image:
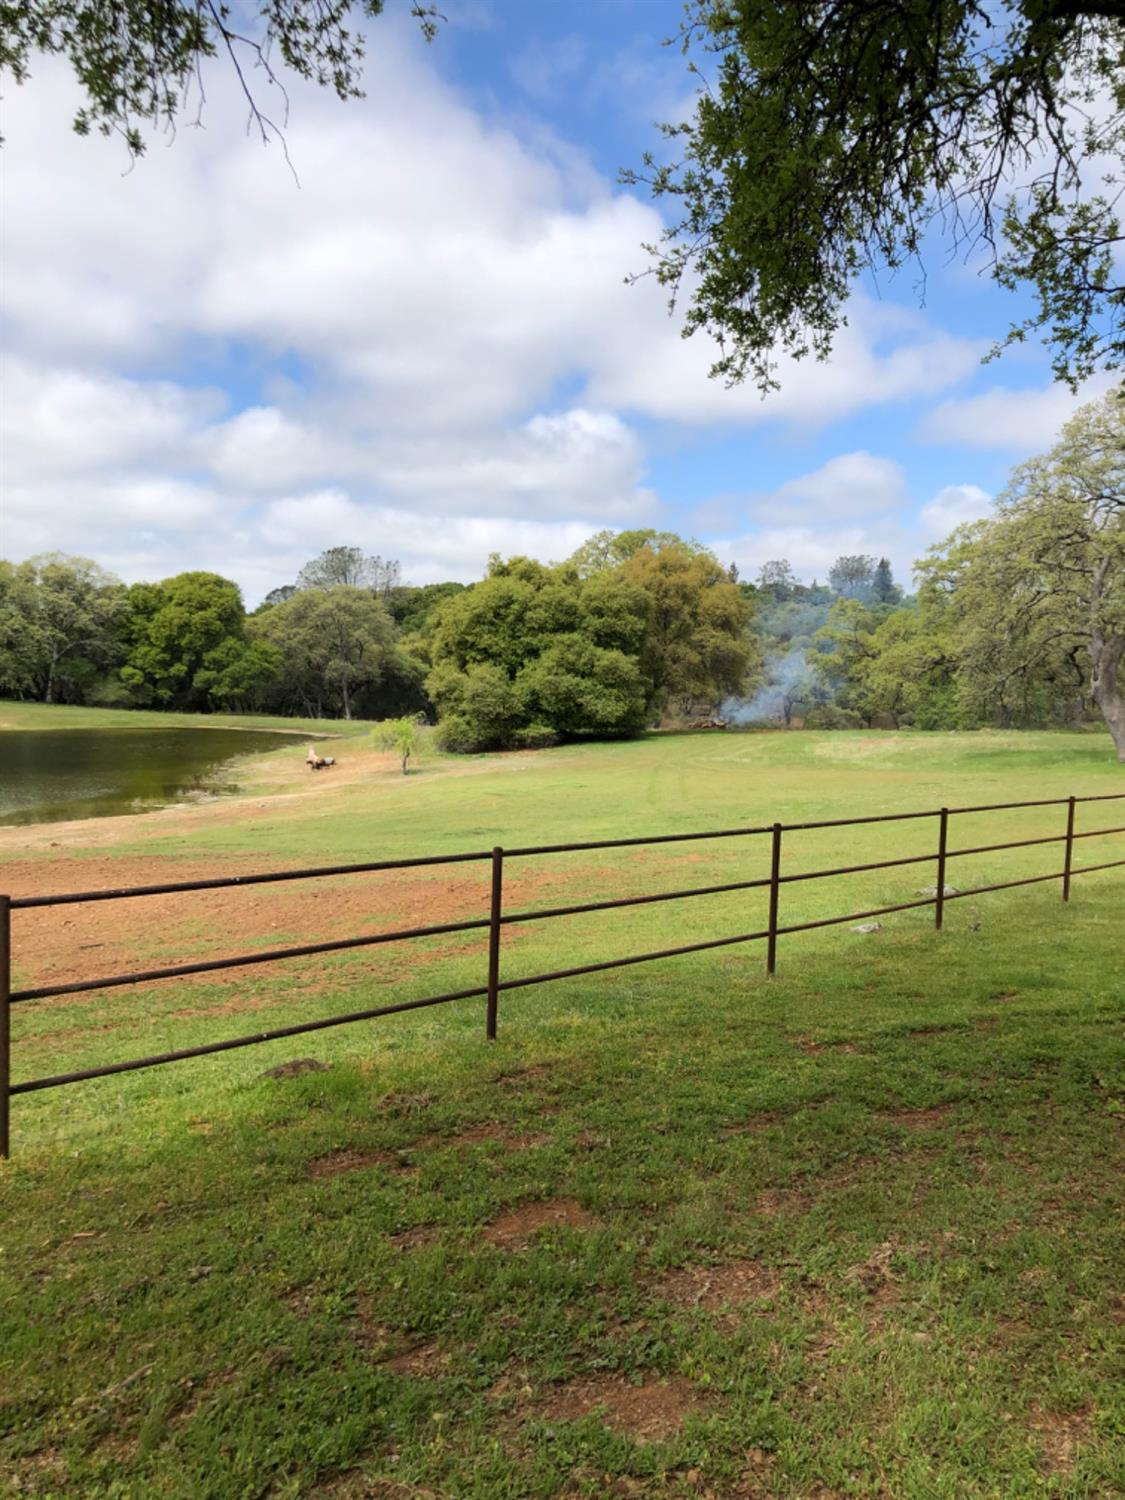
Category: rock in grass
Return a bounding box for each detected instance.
[916,884,960,897]
[851,922,883,934]
[260,1058,330,1080]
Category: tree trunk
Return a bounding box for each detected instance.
[341,678,351,721]
[1090,630,1125,762]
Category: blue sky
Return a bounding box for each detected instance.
[0,0,1112,603]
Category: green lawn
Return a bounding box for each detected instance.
[1,723,1123,1498]
[0,700,376,738]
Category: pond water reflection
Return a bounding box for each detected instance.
[0,727,302,826]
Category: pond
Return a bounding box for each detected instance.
[0,727,305,826]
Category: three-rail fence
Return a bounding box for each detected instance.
[2,790,1123,1157]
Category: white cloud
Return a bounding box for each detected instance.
[258,493,596,587]
[918,375,1116,452]
[751,452,908,522]
[917,483,994,539]
[0,26,989,601]
[0,359,225,480]
[587,292,983,429]
[2,41,980,435]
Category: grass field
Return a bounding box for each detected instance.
[0,701,378,738]
[1,714,1123,1498]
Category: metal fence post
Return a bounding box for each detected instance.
[486,848,503,1039]
[766,824,782,975]
[935,808,949,931]
[1063,795,1076,901]
[1,895,11,1160]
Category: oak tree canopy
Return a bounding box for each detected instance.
[0,0,438,156]
[622,0,1125,391]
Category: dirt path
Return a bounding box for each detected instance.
[5,851,606,1013]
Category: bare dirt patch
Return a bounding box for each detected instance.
[752,1187,809,1218]
[351,1297,450,1378]
[789,1035,862,1056]
[657,1258,780,1312]
[483,1198,597,1249]
[491,1062,556,1087]
[536,1373,707,1443]
[378,1091,434,1118]
[7,855,596,1012]
[384,1341,451,1378]
[309,1148,414,1179]
[717,1110,782,1139]
[882,1105,953,1130]
[843,1241,903,1321]
[389,1225,439,1251]
[1028,1401,1093,1476]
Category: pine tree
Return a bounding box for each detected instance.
[872,558,901,606]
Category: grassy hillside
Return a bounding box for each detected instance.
[1,729,1122,1498]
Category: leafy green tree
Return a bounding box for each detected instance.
[853,607,959,729]
[191,634,284,712]
[0,555,126,704]
[921,389,1125,756]
[618,541,758,715]
[429,559,567,679]
[627,1,1125,391]
[429,663,530,752]
[812,598,882,723]
[828,555,878,601]
[374,716,420,774]
[250,585,418,720]
[520,637,648,737]
[0,563,37,701]
[296,546,401,596]
[567,529,704,577]
[3,1,440,157]
[872,558,903,607]
[426,559,652,750]
[256,585,298,611]
[384,582,467,639]
[121,571,249,710]
[755,560,799,601]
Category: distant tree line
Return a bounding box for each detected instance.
[0,550,448,722]
[1,393,1120,757]
[0,537,760,742]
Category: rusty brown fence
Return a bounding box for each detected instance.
[2,790,1123,1157]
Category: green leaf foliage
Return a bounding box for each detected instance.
[919,387,1125,754]
[426,541,757,749]
[626,1,1125,392]
[2,0,441,157]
